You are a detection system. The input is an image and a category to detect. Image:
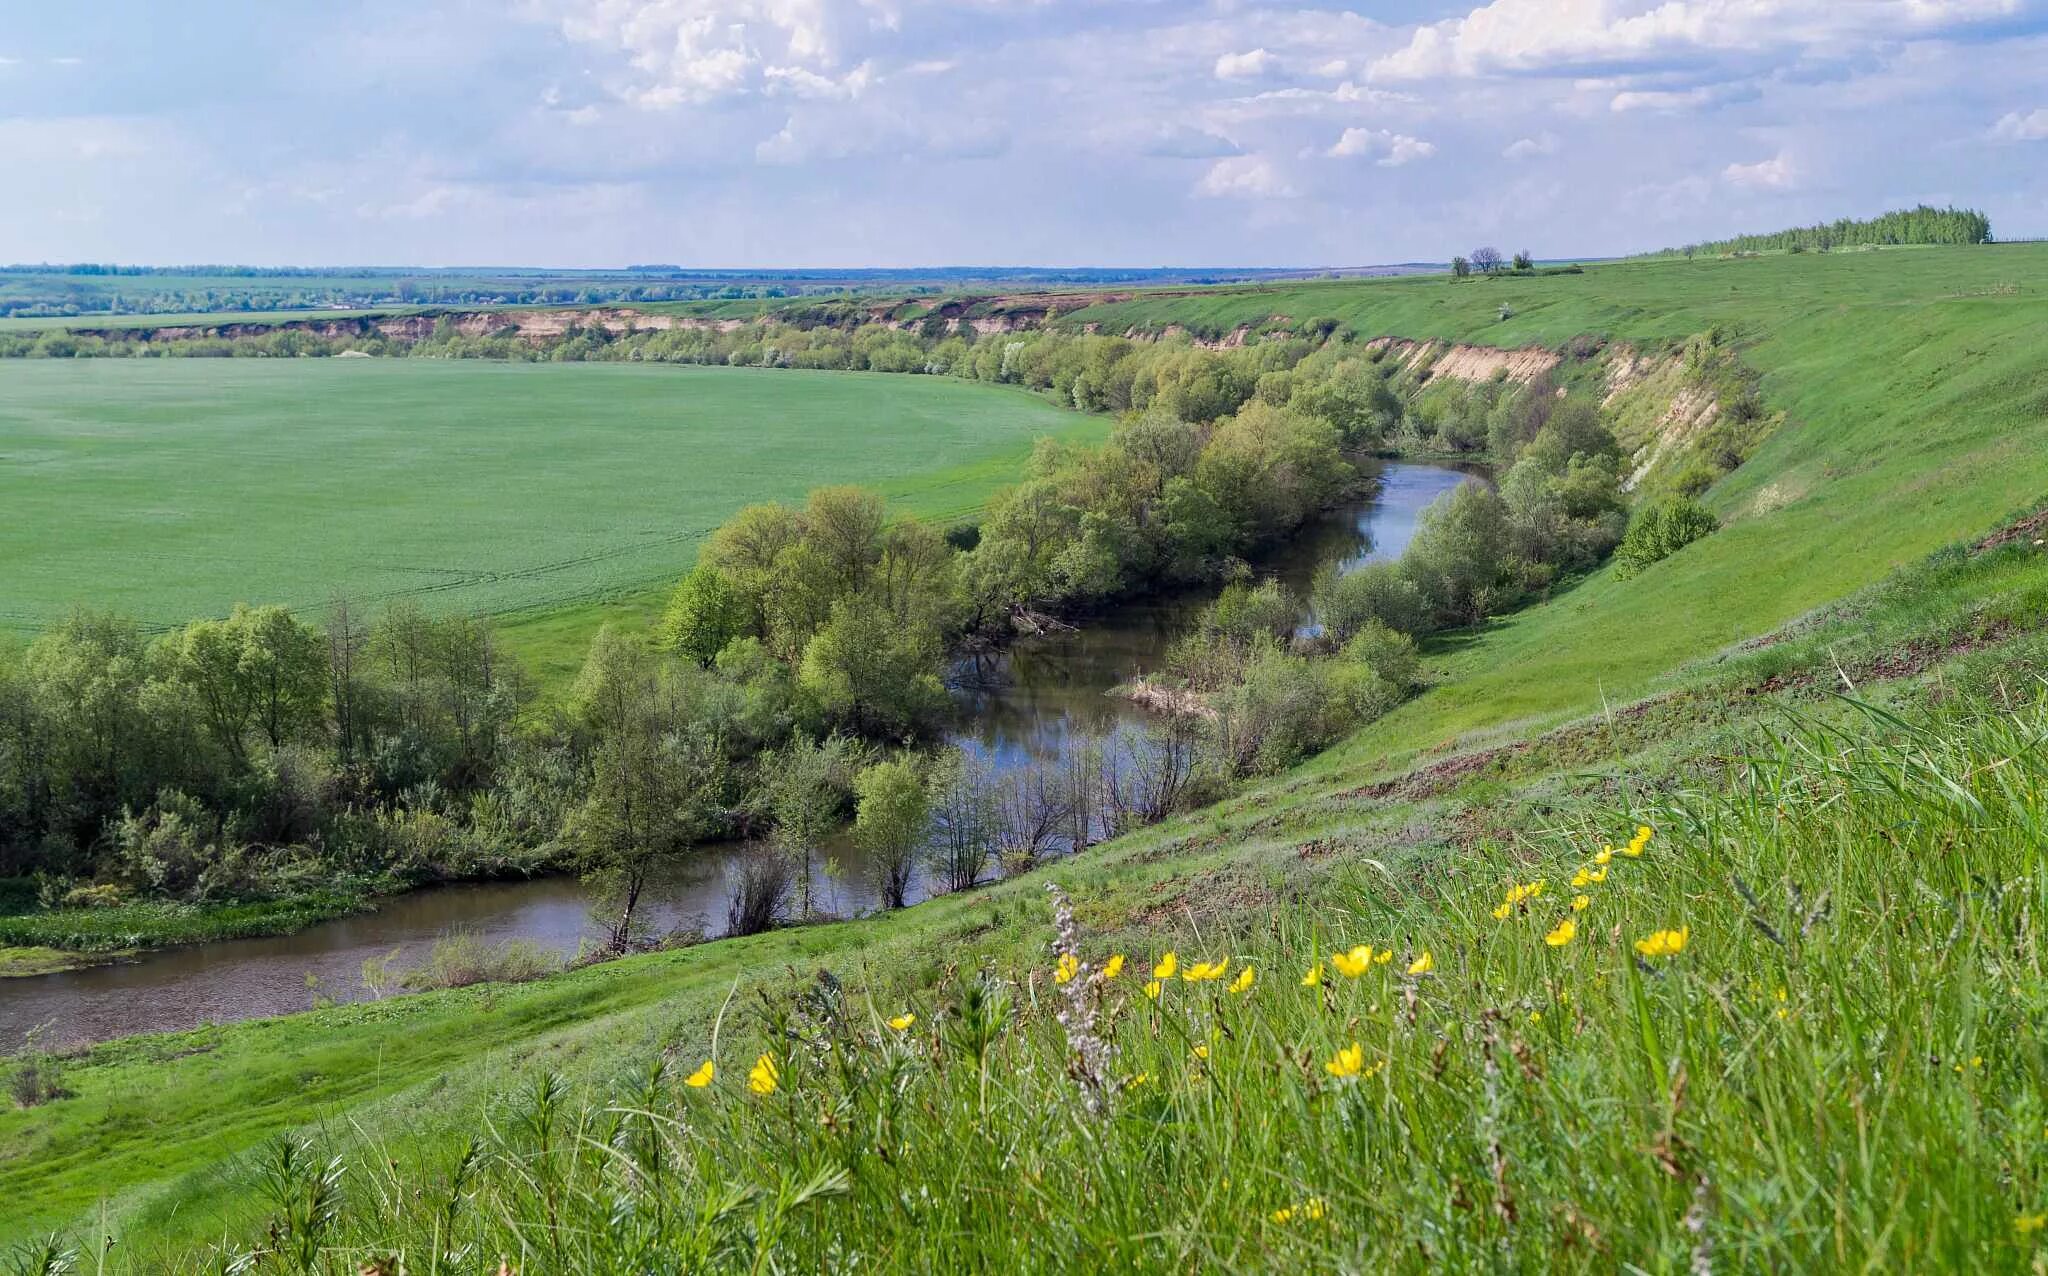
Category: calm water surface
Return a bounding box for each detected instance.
[2,460,1481,1046]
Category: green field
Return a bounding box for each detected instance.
[0,359,1094,680]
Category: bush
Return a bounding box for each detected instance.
[1614,498,1720,579]
[1311,561,1430,641]
[726,844,793,937]
[398,929,559,990]
[7,1025,69,1108]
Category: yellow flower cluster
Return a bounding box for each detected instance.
[1270,1197,1328,1225]
[1634,926,1689,959]
[1491,879,1546,920]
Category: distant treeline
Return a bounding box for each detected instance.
[1653,205,1991,258]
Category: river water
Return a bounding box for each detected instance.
[1,460,1479,1046]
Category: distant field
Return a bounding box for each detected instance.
[0,359,1092,680]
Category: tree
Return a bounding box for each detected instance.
[803,485,886,597]
[1451,256,1471,279]
[797,600,948,738]
[1512,250,1534,272]
[661,563,752,666]
[852,757,927,909]
[763,734,846,919]
[924,753,995,894]
[1403,480,1515,625]
[566,627,720,951]
[1471,247,1504,275]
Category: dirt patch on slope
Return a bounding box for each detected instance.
[1364,337,1561,386]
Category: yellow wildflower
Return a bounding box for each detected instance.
[887,1013,916,1032]
[1374,948,1391,965]
[1229,966,1256,994]
[1301,961,1324,987]
[1634,926,1689,959]
[1054,953,1080,985]
[1102,953,1126,980]
[1571,894,1590,912]
[1624,827,1650,857]
[1570,868,1592,888]
[1302,1197,1327,1221]
[684,1060,715,1088]
[747,1053,780,1096]
[1325,1041,1365,1079]
[2017,1212,2047,1235]
[1585,865,1609,884]
[1491,901,1513,920]
[1330,944,1373,977]
[1125,1072,1152,1089]
[1153,951,1179,980]
[1183,958,1229,982]
[1144,979,1162,1000]
[1544,918,1577,947]
[1594,846,1614,866]
[1193,1043,1210,1061]
[1270,1205,1296,1225]
[1407,950,1435,975]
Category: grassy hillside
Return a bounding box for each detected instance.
[1066,246,2048,755]
[0,359,1097,683]
[7,245,2048,1267]
[7,529,2047,1267]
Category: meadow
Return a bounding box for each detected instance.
[0,358,1095,682]
[7,244,2048,1268]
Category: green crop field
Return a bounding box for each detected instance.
[0,359,1096,681]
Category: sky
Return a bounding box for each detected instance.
[5,0,2047,268]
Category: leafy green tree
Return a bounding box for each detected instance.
[1404,481,1515,625]
[853,757,928,909]
[797,600,948,739]
[763,734,851,919]
[565,627,722,951]
[1312,560,1431,640]
[662,564,752,666]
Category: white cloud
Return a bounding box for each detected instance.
[1316,58,1349,78]
[1369,0,2023,83]
[1196,154,1296,198]
[537,0,888,107]
[1214,48,1277,80]
[1327,127,1437,167]
[1723,152,1797,189]
[1503,130,1559,160]
[1992,107,2048,140]
[1610,83,1757,112]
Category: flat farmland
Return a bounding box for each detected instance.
[0,358,1091,678]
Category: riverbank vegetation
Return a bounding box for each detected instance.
[10,515,2047,1265]
[4,309,1643,958]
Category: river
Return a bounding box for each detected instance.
[1,460,1480,1046]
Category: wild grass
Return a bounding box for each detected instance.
[393,929,560,991]
[38,686,2044,1272]
[0,891,366,954]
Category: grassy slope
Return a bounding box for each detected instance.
[1068,246,2048,761]
[8,246,2048,1255]
[0,359,1099,685]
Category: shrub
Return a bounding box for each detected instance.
[1614,497,1721,579]
[1311,561,1430,641]
[7,1025,69,1108]
[726,844,794,937]
[398,929,559,990]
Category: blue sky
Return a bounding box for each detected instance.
[5,1,2046,267]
